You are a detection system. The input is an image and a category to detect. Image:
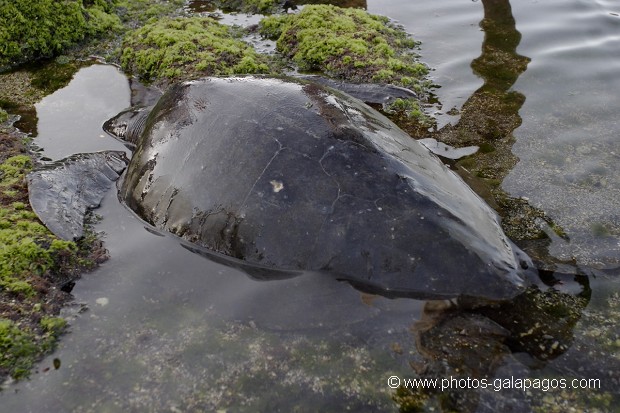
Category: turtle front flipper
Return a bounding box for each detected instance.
[102,79,162,147]
[102,106,152,148]
[27,151,129,241]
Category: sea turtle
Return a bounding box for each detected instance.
[28,75,537,300]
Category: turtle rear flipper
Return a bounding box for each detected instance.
[296,74,418,104]
[27,151,129,241]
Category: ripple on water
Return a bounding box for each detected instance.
[505,0,620,266]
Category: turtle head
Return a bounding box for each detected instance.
[103,106,152,148]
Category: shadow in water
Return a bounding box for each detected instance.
[181,242,304,281]
[394,276,592,412]
[431,0,540,243]
[436,0,529,144]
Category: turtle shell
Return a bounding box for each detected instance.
[120,76,534,300]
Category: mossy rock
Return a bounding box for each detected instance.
[208,0,282,15]
[0,319,39,380]
[0,0,122,67]
[114,0,186,25]
[259,5,429,90]
[0,155,78,296]
[0,316,67,380]
[0,139,98,382]
[120,16,270,81]
[383,97,435,128]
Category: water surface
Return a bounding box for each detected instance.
[33,65,130,161]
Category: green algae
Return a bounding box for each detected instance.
[0,316,67,380]
[0,319,39,380]
[40,316,68,335]
[115,0,185,25]
[0,155,77,296]
[206,0,281,14]
[383,98,435,129]
[120,16,270,81]
[0,132,102,382]
[259,5,428,89]
[0,0,122,67]
[0,155,31,188]
[0,0,187,69]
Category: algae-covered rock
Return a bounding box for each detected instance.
[0,0,121,67]
[115,0,186,25]
[120,16,270,81]
[259,5,428,90]
[207,0,283,14]
[0,126,108,383]
[192,0,367,15]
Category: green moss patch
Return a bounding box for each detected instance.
[0,150,68,380]
[259,5,428,90]
[0,129,104,382]
[0,319,39,380]
[205,0,281,15]
[0,154,79,296]
[121,16,270,81]
[0,316,67,380]
[115,0,185,25]
[0,0,122,67]
[383,98,435,129]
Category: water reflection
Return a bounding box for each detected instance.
[33,65,130,161]
[395,280,591,412]
[388,1,612,410]
[434,0,529,199]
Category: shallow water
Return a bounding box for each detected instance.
[33,65,130,161]
[371,0,620,268]
[506,0,620,267]
[2,0,620,411]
